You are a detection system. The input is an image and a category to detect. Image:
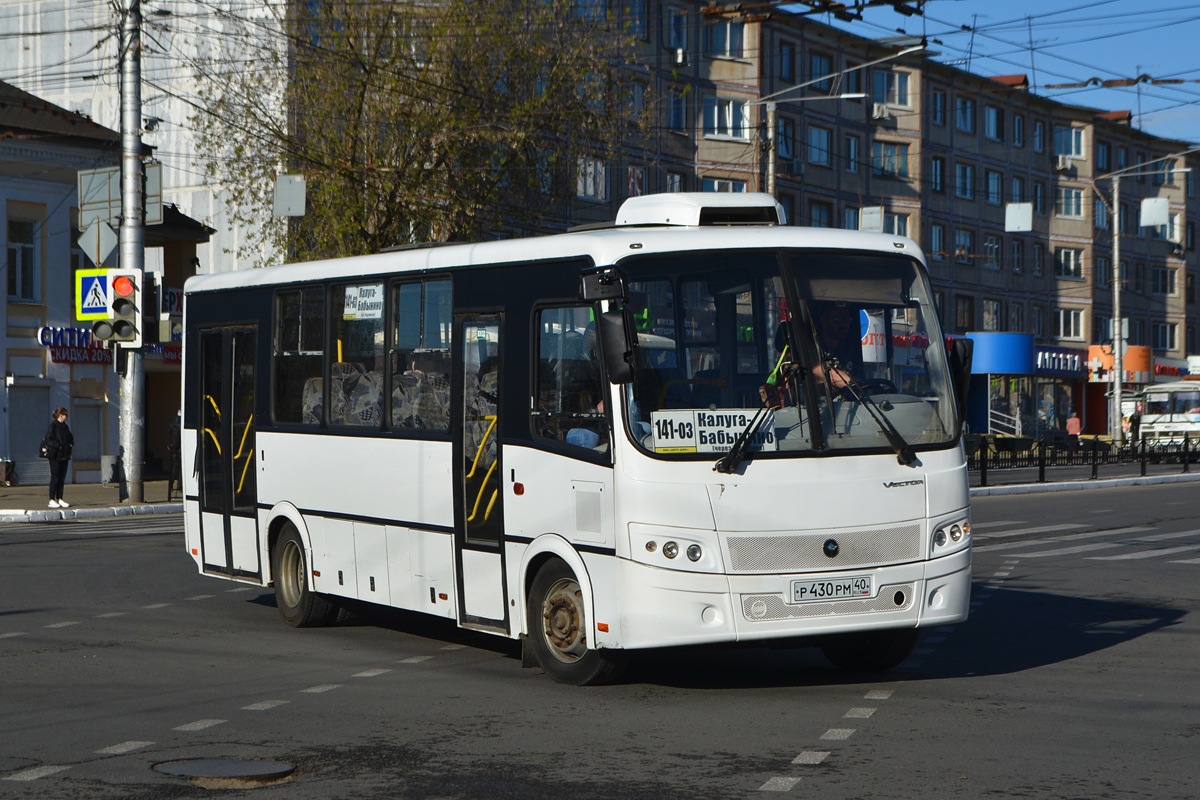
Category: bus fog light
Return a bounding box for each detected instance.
[934,530,947,547]
[950,524,963,541]
[663,541,679,559]
[686,544,702,562]
[962,522,971,536]
[645,541,657,553]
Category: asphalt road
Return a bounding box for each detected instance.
[1,485,1198,799]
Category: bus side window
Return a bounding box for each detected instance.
[391,280,452,432]
[329,283,385,428]
[275,288,325,425]
[533,306,607,452]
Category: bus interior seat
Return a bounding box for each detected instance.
[301,377,324,425]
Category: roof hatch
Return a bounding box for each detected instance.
[615,192,786,227]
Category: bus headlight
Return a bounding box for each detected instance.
[686,544,703,562]
[931,517,971,557]
[663,541,679,559]
[628,523,725,573]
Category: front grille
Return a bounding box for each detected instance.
[741,582,916,622]
[726,524,921,573]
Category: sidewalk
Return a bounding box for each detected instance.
[0,479,182,523]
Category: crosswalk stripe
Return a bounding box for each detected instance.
[1169,557,1200,564]
[975,526,1155,554]
[1086,544,1200,561]
[975,523,1086,540]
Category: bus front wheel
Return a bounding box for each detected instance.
[820,628,919,672]
[526,558,627,685]
[273,525,340,628]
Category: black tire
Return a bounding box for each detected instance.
[820,628,919,672]
[526,558,628,685]
[272,524,340,628]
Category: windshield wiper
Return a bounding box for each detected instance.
[713,405,772,474]
[829,362,917,466]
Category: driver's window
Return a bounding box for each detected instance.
[533,306,608,452]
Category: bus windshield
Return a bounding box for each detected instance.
[619,249,956,458]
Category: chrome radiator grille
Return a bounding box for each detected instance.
[741,582,916,622]
[726,524,921,573]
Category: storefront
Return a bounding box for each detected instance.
[964,333,1088,439]
[1085,345,1152,436]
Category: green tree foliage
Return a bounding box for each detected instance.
[192,0,649,266]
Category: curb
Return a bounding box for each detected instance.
[0,503,183,524]
[970,472,1200,497]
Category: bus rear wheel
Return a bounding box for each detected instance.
[820,628,919,672]
[526,558,627,686]
[273,524,340,628]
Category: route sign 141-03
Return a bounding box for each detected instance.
[650,409,777,453]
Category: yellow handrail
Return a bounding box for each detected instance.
[232,414,254,460]
[236,446,254,494]
[204,427,221,455]
[464,415,497,479]
[205,394,221,420]
[482,488,499,522]
[466,459,498,523]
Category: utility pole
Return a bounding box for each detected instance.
[1111,174,1122,444]
[119,0,145,503]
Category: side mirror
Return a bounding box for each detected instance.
[597,308,637,384]
[581,267,625,301]
[948,337,973,428]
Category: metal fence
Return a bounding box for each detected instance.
[967,435,1195,487]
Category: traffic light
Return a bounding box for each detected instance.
[91,268,142,348]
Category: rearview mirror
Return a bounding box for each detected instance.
[581,267,625,301]
[598,308,637,384]
[948,337,973,430]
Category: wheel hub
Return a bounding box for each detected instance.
[542,580,586,662]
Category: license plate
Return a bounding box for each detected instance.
[790,575,873,604]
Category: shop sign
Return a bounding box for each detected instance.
[39,326,112,364]
[1035,348,1085,376]
[1155,364,1185,377]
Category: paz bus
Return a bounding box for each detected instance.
[1138,380,1200,445]
[182,192,974,685]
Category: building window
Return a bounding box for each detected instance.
[844,135,860,173]
[807,126,832,166]
[1033,120,1045,153]
[1033,183,1045,214]
[955,295,975,333]
[779,40,795,82]
[955,163,975,199]
[872,70,910,106]
[1189,326,1196,354]
[577,157,607,200]
[1188,221,1195,250]
[983,299,1002,331]
[1118,204,1130,234]
[1132,319,1145,346]
[1054,127,1085,157]
[843,207,859,230]
[1096,256,1110,287]
[1010,303,1024,333]
[1054,248,1084,279]
[931,90,946,125]
[627,165,646,197]
[702,97,749,139]
[1033,306,1044,339]
[667,89,686,132]
[955,96,975,133]
[1011,239,1024,273]
[704,19,744,58]
[666,171,685,192]
[1188,273,1196,304]
[1152,267,1178,296]
[809,201,832,228]
[986,170,1003,205]
[779,194,795,225]
[1055,187,1084,217]
[669,10,687,50]
[845,63,861,95]
[883,212,908,237]
[777,118,795,161]
[1096,141,1111,172]
[930,223,945,260]
[6,219,38,302]
[1012,115,1025,147]
[809,52,832,92]
[872,141,909,177]
[1054,308,1084,340]
[1033,243,1045,276]
[984,107,1004,141]
[955,229,975,264]
[983,235,1001,269]
[1094,315,1111,345]
[702,177,745,192]
[1011,176,1025,203]
[1094,197,1109,230]
[1133,263,1145,293]
[930,156,944,192]
[1189,170,1196,197]
[1135,152,1146,182]
[1153,322,1178,351]
[1117,146,1128,171]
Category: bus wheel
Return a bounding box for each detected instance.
[820,628,919,672]
[273,525,339,628]
[526,558,627,685]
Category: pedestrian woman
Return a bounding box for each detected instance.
[44,407,73,508]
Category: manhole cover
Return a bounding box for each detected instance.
[154,759,295,781]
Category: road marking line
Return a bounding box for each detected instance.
[399,656,434,664]
[977,523,1087,540]
[844,707,875,719]
[173,719,225,731]
[1086,544,1200,561]
[352,668,391,677]
[969,520,1027,529]
[1089,509,1114,513]
[792,751,830,764]
[3,765,70,781]
[186,595,213,601]
[440,645,466,651]
[95,612,128,618]
[1169,557,1200,563]
[992,571,1011,577]
[300,684,342,693]
[45,621,81,629]
[96,741,154,755]
[864,690,893,700]
[758,777,800,792]
[242,700,289,711]
[1010,528,1198,558]
[142,603,171,609]
[975,526,1156,553]
[1136,529,1200,542]
[1011,542,1123,558]
[225,587,253,593]
[819,728,855,740]
[0,632,28,639]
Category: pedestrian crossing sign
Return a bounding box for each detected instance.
[77,268,110,321]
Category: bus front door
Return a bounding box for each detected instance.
[197,327,260,579]
[453,314,509,633]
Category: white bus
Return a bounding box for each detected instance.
[182,192,974,685]
[1138,381,1200,445]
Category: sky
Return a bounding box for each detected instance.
[803,0,1200,145]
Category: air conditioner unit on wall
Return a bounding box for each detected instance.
[1056,154,1074,171]
[871,103,892,121]
[671,47,687,67]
